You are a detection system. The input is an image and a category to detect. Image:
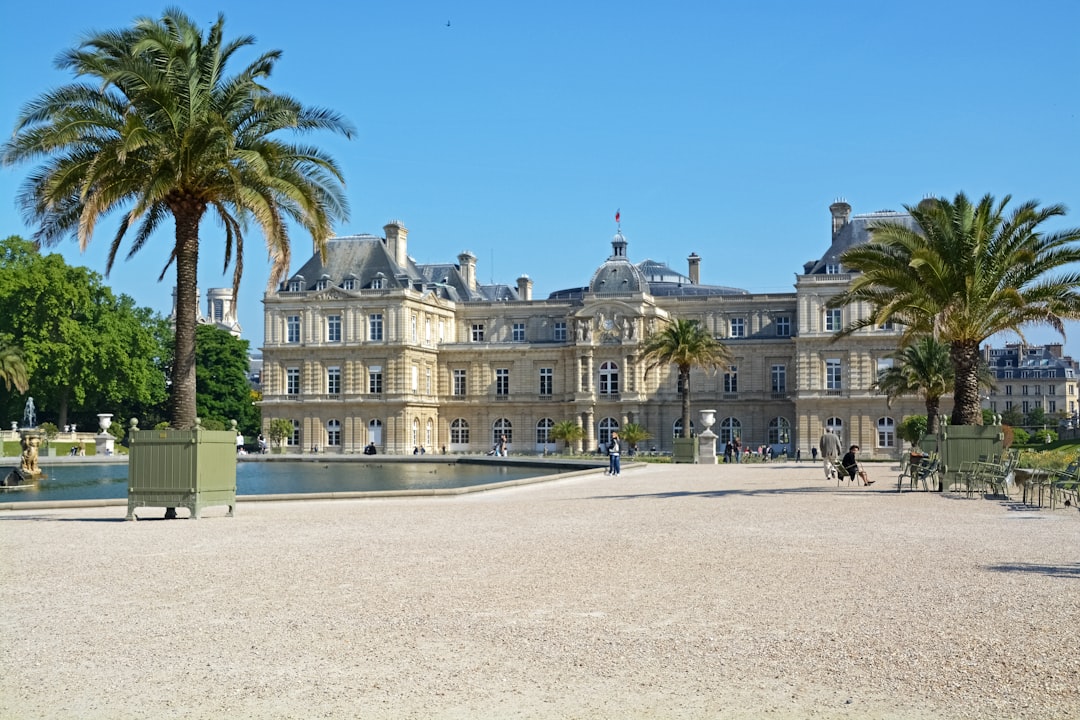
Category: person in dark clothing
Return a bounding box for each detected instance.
[607,433,621,476]
[841,444,873,485]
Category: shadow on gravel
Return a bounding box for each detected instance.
[0,515,127,523]
[984,562,1080,579]
[589,485,873,500]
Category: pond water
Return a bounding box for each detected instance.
[1,461,555,504]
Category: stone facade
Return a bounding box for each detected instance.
[260,208,929,457]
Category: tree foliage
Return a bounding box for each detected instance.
[267,418,294,451]
[195,324,258,437]
[0,236,168,428]
[831,192,1080,425]
[550,420,585,453]
[2,9,352,429]
[619,422,652,451]
[641,318,732,438]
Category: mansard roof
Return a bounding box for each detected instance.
[802,210,918,275]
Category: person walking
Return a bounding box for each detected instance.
[819,428,841,481]
[607,432,621,476]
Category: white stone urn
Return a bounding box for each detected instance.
[697,409,718,464]
[97,413,113,433]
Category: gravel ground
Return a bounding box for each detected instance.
[1,460,1078,720]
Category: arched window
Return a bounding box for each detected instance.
[412,418,420,447]
[826,417,843,444]
[598,417,620,446]
[368,418,383,445]
[718,417,741,444]
[768,417,791,445]
[877,417,896,448]
[673,417,697,437]
[536,418,555,445]
[327,419,341,447]
[426,418,434,448]
[493,418,512,445]
[599,361,619,395]
[450,419,469,445]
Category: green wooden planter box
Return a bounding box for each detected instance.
[673,437,698,464]
[929,423,1004,491]
[126,423,237,520]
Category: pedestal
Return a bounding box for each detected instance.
[697,430,718,464]
[94,433,115,456]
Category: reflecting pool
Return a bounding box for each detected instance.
[0,460,565,504]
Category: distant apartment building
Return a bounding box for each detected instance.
[982,343,1080,422]
[258,202,929,457]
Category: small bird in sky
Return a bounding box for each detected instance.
[446,20,451,27]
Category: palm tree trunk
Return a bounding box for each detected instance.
[925,398,940,434]
[950,340,983,426]
[169,206,203,429]
[680,367,691,438]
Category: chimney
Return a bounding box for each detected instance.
[457,251,477,291]
[383,220,408,266]
[829,199,852,237]
[687,252,701,285]
[517,274,533,301]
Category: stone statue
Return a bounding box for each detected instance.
[19,434,41,476]
[23,396,36,429]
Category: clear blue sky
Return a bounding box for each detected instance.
[2,0,1079,354]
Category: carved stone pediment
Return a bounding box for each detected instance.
[311,287,351,301]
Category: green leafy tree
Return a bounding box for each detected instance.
[267,418,294,452]
[2,9,352,429]
[898,415,928,449]
[550,420,585,453]
[195,324,259,436]
[1000,406,1025,427]
[1026,406,1047,428]
[0,237,168,428]
[641,318,733,438]
[830,192,1080,425]
[619,422,652,452]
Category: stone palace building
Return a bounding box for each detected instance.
[260,201,934,457]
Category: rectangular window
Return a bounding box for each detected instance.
[1034,385,1042,396]
[425,319,432,344]
[369,314,383,341]
[1023,385,1029,395]
[212,299,224,322]
[411,365,419,392]
[290,420,300,446]
[775,316,791,337]
[730,318,745,338]
[453,369,467,396]
[539,367,553,396]
[438,320,445,343]
[554,321,567,342]
[1006,385,1013,395]
[496,368,509,396]
[724,366,738,393]
[771,365,786,393]
[287,315,301,343]
[825,263,841,274]
[472,324,485,342]
[327,366,340,395]
[368,368,383,394]
[411,315,418,343]
[342,278,355,291]
[825,309,842,332]
[286,367,300,395]
[1049,400,1057,413]
[1005,400,1013,410]
[513,323,526,342]
[826,359,842,390]
[327,315,341,343]
[878,320,895,330]
[1049,384,1057,395]
[425,367,432,394]
[371,277,384,289]
[287,280,303,292]
[1022,401,1030,414]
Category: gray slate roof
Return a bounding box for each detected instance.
[802,210,918,275]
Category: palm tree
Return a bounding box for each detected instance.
[874,336,953,435]
[550,420,585,454]
[641,318,733,438]
[831,192,1080,425]
[2,10,352,429]
[618,422,652,454]
[0,343,30,394]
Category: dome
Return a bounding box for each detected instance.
[588,231,648,293]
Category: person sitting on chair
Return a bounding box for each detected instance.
[841,445,874,486]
